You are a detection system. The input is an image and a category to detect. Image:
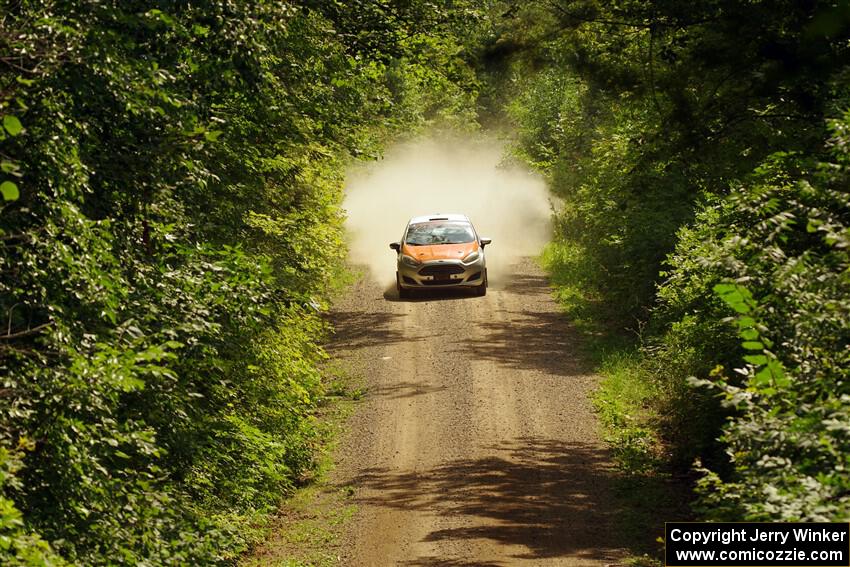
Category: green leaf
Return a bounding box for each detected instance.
[765,359,786,382]
[740,329,759,340]
[0,181,19,201]
[742,341,763,350]
[714,283,755,313]
[751,370,771,386]
[147,9,175,26]
[730,302,751,314]
[744,354,768,366]
[754,367,777,385]
[3,115,23,136]
[713,283,736,294]
[0,161,20,175]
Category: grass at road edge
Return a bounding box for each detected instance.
[240,367,363,567]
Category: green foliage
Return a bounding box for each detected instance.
[678,146,850,520]
[592,351,661,475]
[486,0,850,522]
[1,1,479,564]
[490,0,850,318]
[0,447,66,567]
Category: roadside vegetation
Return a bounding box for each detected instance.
[477,0,849,522]
[240,365,362,567]
[0,2,479,565]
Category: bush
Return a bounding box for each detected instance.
[666,144,850,520]
[1,1,480,564]
[490,0,850,522]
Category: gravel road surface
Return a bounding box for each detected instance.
[328,261,629,566]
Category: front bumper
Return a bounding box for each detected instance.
[397,257,486,289]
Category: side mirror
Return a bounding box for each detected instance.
[480,238,492,247]
[389,242,400,251]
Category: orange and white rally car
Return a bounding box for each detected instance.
[390,214,491,298]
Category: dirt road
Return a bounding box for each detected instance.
[328,261,629,566]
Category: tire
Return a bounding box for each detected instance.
[475,269,488,296]
[397,273,411,299]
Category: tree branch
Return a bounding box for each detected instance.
[0,321,53,340]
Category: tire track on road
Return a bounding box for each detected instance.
[329,261,629,566]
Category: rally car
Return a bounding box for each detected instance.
[390,214,491,298]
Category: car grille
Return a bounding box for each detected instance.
[418,264,464,276]
[422,279,463,286]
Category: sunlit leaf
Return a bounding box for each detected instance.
[2,115,23,136]
[0,181,19,201]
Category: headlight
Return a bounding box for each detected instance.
[462,251,480,264]
[401,254,421,267]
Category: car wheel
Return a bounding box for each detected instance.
[397,273,411,299]
[475,269,487,296]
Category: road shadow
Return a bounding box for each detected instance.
[460,309,590,377]
[327,311,415,350]
[367,380,448,401]
[346,437,633,563]
[448,269,592,377]
[501,272,552,296]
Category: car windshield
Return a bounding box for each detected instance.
[405,221,475,246]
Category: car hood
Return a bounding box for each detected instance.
[402,241,479,262]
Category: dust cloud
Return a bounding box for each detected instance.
[343,134,552,288]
